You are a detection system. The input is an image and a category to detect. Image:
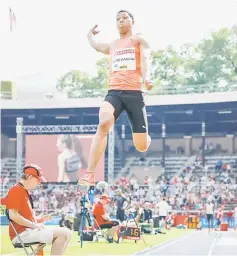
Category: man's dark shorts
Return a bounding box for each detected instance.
[104,90,148,133]
[99,221,120,229]
[116,209,125,222]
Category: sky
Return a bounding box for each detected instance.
[0,0,237,83]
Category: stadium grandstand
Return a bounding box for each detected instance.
[1,87,237,202]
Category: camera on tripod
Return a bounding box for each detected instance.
[80,195,88,208]
[128,212,135,218]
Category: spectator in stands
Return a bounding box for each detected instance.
[38,193,46,214]
[165,212,174,229]
[3,174,10,189]
[205,200,215,233]
[143,202,154,232]
[216,205,224,231]
[226,208,234,228]
[5,164,71,256]
[115,189,128,223]
[129,175,136,191]
[56,135,87,182]
[215,159,223,172]
[133,203,144,223]
[157,197,169,231]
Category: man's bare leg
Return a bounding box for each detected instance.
[106,226,119,242]
[50,227,71,256]
[79,101,115,186]
[87,128,109,173]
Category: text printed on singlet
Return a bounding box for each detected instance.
[112,47,136,72]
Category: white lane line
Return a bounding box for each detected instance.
[207,236,217,256]
[140,235,189,256]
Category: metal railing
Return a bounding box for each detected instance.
[1,83,237,100]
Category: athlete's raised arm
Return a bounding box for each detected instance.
[87,25,110,55]
[137,34,153,91]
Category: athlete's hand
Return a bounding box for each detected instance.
[144,80,153,91]
[90,25,100,35]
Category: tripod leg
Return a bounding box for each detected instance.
[80,210,85,248]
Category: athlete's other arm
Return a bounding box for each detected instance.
[87,25,110,54]
[137,35,153,91]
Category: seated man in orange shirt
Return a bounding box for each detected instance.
[5,164,71,256]
[93,194,119,243]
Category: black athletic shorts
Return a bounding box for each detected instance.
[116,209,125,222]
[159,216,166,221]
[104,90,148,133]
[99,220,120,229]
[207,214,213,221]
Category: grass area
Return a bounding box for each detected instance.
[1,226,188,255]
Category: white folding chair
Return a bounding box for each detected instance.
[6,210,46,256]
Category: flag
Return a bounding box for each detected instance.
[9,7,16,32]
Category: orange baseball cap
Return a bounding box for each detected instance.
[101,194,111,203]
[23,164,46,182]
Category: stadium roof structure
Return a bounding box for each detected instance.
[1,92,237,138]
[1,91,237,109]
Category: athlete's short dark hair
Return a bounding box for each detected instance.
[117,10,134,21]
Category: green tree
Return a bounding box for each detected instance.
[151,46,187,94]
[187,25,237,85]
[57,25,237,97]
[92,57,109,89]
[57,57,110,97]
[57,70,93,97]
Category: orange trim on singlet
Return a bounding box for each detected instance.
[109,36,142,91]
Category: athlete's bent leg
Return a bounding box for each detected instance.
[79,101,115,186]
[123,91,151,153]
[133,133,151,152]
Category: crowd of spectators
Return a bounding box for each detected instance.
[1,157,237,217]
[25,159,236,217]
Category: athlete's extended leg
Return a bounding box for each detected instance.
[124,91,151,152]
[78,102,115,186]
[79,91,124,186]
[88,102,115,170]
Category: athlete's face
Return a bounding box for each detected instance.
[116,12,134,33]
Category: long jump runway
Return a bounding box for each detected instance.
[136,230,237,256]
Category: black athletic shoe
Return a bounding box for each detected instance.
[107,237,114,243]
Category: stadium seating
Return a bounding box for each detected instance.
[1,152,237,214]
